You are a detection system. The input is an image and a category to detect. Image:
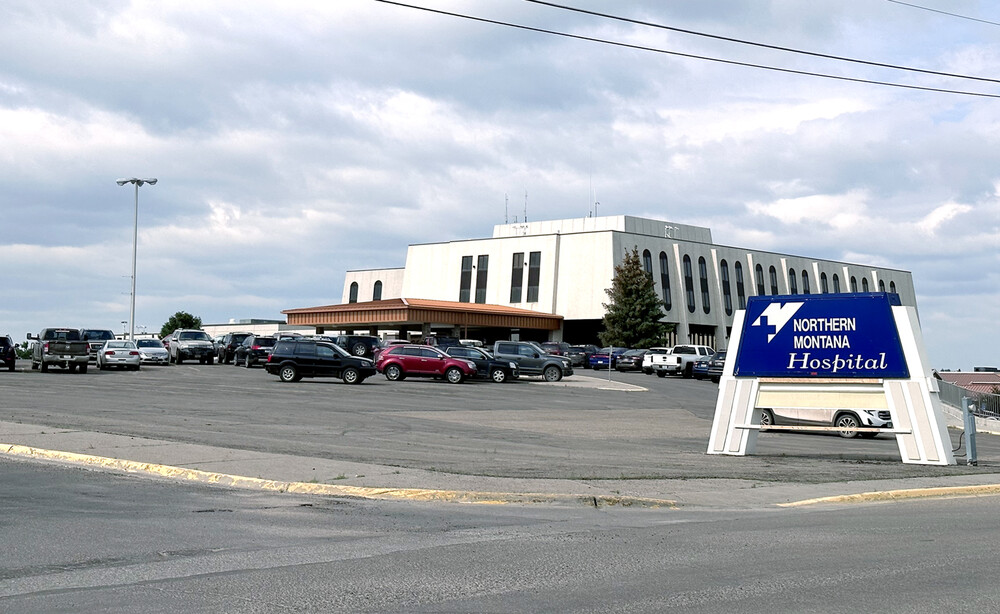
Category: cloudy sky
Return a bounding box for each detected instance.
[2,0,998,369]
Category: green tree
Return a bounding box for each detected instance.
[599,247,670,348]
[160,311,202,338]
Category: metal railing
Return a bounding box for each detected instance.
[939,379,1000,419]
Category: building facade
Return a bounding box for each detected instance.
[341,215,915,348]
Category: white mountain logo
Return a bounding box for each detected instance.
[751,302,804,343]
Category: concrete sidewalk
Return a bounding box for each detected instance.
[5,419,1000,510]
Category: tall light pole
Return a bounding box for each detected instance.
[116,177,157,342]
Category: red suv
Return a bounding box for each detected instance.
[375,345,477,384]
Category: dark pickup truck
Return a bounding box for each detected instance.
[28,328,90,373]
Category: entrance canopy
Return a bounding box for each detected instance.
[283,298,563,333]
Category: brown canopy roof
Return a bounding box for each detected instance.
[283,298,562,331]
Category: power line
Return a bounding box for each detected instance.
[887,0,1000,28]
[526,0,1000,85]
[374,0,1000,99]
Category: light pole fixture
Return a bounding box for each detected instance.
[116,177,157,342]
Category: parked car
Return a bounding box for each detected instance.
[264,338,376,384]
[691,355,712,380]
[81,329,117,362]
[566,344,599,369]
[540,341,571,357]
[642,347,671,375]
[167,329,216,364]
[234,335,276,368]
[375,345,477,384]
[28,328,89,373]
[335,334,381,358]
[96,340,141,370]
[707,350,727,383]
[1,335,16,371]
[445,345,519,383]
[493,341,573,382]
[615,349,649,372]
[657,344,715,378]
[758,406,892,439]
[135,338,169,365]
[218,332,253,364]
[588,347,628,370]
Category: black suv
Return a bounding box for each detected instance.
[1,335,16,371]
[335,335,381,358]
[234,335,276,368]
[445,346,519,383]
[218,332,253,364]
[265,339,377,384]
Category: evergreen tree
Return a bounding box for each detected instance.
[160,311,202,338]
[599,247,670,348]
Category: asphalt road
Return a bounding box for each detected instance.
[1,362,995,485]
[4,458,1000,613]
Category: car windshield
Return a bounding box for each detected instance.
[136,339,163,348]
[84,330,115,341]
[253,338,276,348]
[178,331,210,341]
[43,329,82,341]
[107,341,134,349]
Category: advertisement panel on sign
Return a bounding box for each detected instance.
[733,293,909,378]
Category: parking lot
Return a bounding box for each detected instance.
[1,361,995,485]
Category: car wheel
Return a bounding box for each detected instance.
[759,408,774,429]
[385,364,403,381]
[655,371,666,378]
[352,342,367,356]
[176,355,183,365]
[342,367,361,384]
[643,368,652,375]
[40,362,48,373]
[490,368,507,383]
[79,364,88,374]
[711,375,720,383]
[682,364,693,379]
[31,361,38,370]
[835,413,862,439]
[445,367,464,384]
[543,365,562,382]
[278,365,298,383]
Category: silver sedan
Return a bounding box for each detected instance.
[97,340,141,371]
[135,338,169,365]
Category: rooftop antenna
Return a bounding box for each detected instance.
[524,189,528,223]
[505,193,509,224]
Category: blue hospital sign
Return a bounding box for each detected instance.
[733,293,909,378]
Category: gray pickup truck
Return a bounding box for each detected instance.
[28,328,90,373]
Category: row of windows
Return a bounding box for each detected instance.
[458,251,542,304]
[641,249,898,318]
[348,280,382,303]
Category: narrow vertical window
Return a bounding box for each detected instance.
[890,281,897,294]
[788,268,798,294]
[879,279,886,292]
[699,257,711,314]
[373,280,382,301]
[755,264,765,296]
[862,277,870,292]
[821,272,829,293]
[459,256,473,302]
[802,270,810,294]
[475,255,489,303]
[683,255,695,313]
[526,251,541,302]
[349,282,358,303]
[659,252,671,311]
[721,260,732,316]
[768,266,778,295]
[642,249,653,276]
[510,252,524,303]
[851,276,858,292]
[833,274,841,293]
[735,261,746,309]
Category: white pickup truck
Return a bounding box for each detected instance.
[654,344,715,378]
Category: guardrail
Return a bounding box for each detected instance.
[939,379,1000,418]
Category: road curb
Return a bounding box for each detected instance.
[0,443,677,509]
[779,483,1000,507]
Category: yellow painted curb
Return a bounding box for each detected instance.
[779,483,1000,507]
[0,443,676,509]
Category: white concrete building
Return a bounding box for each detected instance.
[341,215,915,348]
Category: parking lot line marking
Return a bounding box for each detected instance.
[0,443,677,509]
